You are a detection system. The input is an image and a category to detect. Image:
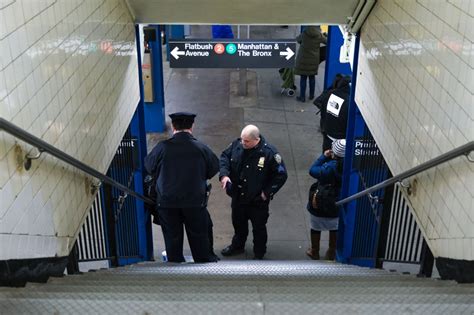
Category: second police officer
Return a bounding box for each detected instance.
[219,125,288,259]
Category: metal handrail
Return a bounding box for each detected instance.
[336,141,474,206]
[0,118,154,205]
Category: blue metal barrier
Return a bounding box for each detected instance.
[324,26,352,89]
[324,27,358,264]
[141,25,166,132]
[336,32,393,268]
[130,105,154,262]
[75,117,151,269]
[350,126,391,266]
[166,25,184,61]
[106,128,141,265]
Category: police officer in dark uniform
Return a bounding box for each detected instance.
[144,112,219,263]
[219,125,288,259]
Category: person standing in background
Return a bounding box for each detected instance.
[294,26,327,102]
[306,139,345,260]
[318,75,351,151]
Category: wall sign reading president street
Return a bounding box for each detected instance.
[169,40,296,68]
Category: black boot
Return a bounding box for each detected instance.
[325,230,337,260]
[306,230,320,260]
[221,245,244,256]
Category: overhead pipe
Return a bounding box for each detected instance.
[349,0,376,34]
[349,0,366,27]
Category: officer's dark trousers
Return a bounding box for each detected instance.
[231,203,270,257]
[206,209,218,258]
[158,207,211,263]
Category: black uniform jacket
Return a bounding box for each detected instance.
[219,136,288,206]
[144,132,219,208]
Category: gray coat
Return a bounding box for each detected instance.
[294,26,327,76]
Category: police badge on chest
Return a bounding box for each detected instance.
[257,157,265,169]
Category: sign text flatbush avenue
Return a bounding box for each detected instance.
[169,40,296,68]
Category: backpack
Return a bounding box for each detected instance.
[307,181,339,218]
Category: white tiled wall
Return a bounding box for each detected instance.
[356,0,473,260]
[0,0,139,259]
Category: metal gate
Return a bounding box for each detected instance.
[77,192,108,262]
[343,124,432,275]
[350,125,391,262]
[104,127,141,263]
[71,126,143,271]
[384,183,424,263]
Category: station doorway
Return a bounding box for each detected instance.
[144,25,330,261]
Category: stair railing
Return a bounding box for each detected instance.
[0,117,153,205]
[336,140,473,275]
[336,141,474,207]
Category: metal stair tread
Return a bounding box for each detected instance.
[1,297,473,315]
[1,260,472,314]
[19,284,474,295]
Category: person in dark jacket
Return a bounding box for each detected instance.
[212,25,234,39]
[306,139,345,260]
[144,112,219,263]
[219,125,288,259]
[294,26,327,102]
[317,75,351,151]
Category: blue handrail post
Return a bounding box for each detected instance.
[322,25,355,262]
[141,25,166,132]
[338,107,366,263]
[336,31,361,263]
[133,24,154,261]
[166,25,185,61]
[323,26,352,89]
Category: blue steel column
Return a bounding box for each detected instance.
[337,33,365,264]
[323,26,352,89]
[133,24,153,261]
[166,25,184,61]
[323,24,355,263]
[144,25,166,132]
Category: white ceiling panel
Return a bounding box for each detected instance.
[126,0,366,26]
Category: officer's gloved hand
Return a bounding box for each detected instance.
[225,181,233,197]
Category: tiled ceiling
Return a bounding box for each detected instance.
[125,0,364,25]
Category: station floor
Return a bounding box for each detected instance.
[148,25,328,261]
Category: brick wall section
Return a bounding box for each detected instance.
[0,0,139,259]
[356,0,473,259]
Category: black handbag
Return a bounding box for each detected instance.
[144,175,160,225]
[307,181,339,218]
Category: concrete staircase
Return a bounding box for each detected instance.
[1,261,473,314]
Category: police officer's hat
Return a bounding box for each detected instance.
[169,112,196,123]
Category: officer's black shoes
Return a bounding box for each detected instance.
[221,245,245,256]
[253,254,264,260]
[210,254,220,262]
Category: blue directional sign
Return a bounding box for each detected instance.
[169,40,296,68]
